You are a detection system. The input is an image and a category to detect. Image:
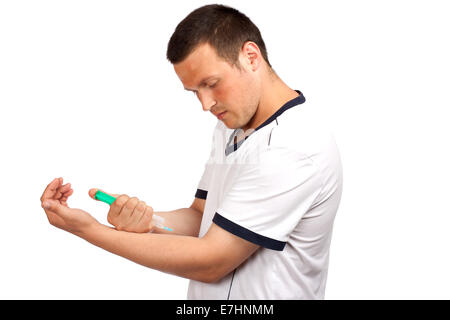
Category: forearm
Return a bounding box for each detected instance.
[152,207,202,237]
[81,223,214,282]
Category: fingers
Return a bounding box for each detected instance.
[60,183,72,193]
[41,178,74,203]
[127,201,149,231]
[55,183,72,200]
[116,197,140,228]
[60,188,74,206]
[139,205,154,232]
[107,195,152,232]
[107,194,130,226]
[108,194,129,218]
[40,177,62,202]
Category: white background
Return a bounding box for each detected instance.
[1,0,449,299]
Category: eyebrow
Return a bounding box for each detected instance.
[184,76,219,91]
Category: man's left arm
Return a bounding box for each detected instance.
[82,222,258,283]
[41,177,258,283]
[42,194,257,283]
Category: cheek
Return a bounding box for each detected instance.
[213,87,226,103]
[215,80,235,100]
[216,82,243,107]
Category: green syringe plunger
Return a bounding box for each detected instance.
[94,190,116,205]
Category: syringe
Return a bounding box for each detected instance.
[94,190,173,232]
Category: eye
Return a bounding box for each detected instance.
[207,81,218,89]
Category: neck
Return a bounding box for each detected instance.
[242,73,299,132]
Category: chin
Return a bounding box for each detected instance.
[221,115,248,130]
[223,120,239,129]
[223,122,234,129]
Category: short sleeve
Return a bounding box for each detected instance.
[213,145,323,251]
[195,161,213,200]
[195,122,222,200]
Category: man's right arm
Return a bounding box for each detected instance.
[90,188,206,237]
[152,198,205,237]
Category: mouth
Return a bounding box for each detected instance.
[216,111,227,120]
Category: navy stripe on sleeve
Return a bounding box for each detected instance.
[195,189,208,200]
[213,213,286,251]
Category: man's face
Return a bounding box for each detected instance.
[173,43,260,130]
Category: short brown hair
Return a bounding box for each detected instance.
[166,4,272,68]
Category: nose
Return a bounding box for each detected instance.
[196,90,216,112]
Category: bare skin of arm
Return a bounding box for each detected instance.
[41,178,258,283]
[151,197,205,236]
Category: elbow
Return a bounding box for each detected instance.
[197,274,221,284]
[186,260,228,283]
[189,237,236,283]
[189,269,219,284]
[203,271,224,284]
[194,266,230,284]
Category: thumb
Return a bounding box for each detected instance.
[89,188,120,200]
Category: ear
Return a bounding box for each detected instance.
[240,41,262,72]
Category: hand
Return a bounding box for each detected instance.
[89,188,154,233]
[41,177,99,236]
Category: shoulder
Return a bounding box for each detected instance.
[269,103,337,155]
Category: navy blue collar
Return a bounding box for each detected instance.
[225,90,305,156]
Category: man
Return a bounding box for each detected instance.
[41,4,343,299]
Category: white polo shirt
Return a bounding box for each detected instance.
[187,91,343,299]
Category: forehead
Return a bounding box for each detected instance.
[173,43,233,88]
